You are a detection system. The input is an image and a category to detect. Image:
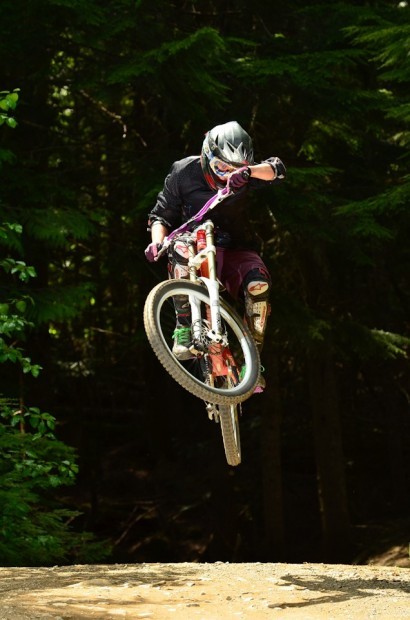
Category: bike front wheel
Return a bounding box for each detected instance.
[144,279,260,405]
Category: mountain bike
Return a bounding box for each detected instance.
[143,187,261,466]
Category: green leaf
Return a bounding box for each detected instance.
[15,301,27,313]
[5,93,19,109]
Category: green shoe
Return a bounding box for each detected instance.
[172,326,193,360]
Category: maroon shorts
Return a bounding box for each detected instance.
[216,248,271,300]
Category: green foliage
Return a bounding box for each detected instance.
[0,89,19,128]
[335,322,410,361]
[337,177,410,215]
[0,398,109,566]
[0,221,23,245]
[0,90,41,378]
[0,223,40,376]
[28,283,95,324]
[0,90,19,173]
[0,87,109,566]
[25,209,96,248]
[0,340,42,377]
[347,23,410,80]
[0,258,37,282]
[347,16,410,147]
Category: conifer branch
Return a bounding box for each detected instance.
[79,89,128,139]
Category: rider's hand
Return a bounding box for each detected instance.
[144,242,162,263]
[270,157,286,180]
[228,166,251,191]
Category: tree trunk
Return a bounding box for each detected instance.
[307,339,351,562]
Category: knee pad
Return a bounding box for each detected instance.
[243,268,271,301]
[243,268,271,347]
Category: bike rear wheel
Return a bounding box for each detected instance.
[144,280,260,405]
[218,403,241,466]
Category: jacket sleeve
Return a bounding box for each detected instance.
[147,163,183,231]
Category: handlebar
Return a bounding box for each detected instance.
[154,186,234,261]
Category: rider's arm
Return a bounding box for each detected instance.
[148,161,185,235]
[150,220,168,245]
[250,157,286,182]
[247,162,276,181]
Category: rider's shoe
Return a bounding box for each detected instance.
[240,365,266,393]
[172,326,194,360]
[253,374,266,394]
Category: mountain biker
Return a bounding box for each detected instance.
[145,121,286,392]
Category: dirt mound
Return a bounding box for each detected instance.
[0,561,409,619]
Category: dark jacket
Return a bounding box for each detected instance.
[148,156,280,250]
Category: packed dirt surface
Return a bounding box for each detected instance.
[0,561,409,619]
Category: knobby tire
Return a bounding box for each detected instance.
[218,404,241,466]
[144,280,260,405]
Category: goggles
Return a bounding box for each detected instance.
[208,155,237,178]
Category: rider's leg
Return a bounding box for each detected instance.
[242,267,271,393]
[168,239,193,360]
[217,249,271,350]
[217,249,271,392]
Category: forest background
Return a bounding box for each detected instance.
[0,0,409,568]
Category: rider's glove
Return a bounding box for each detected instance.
[270,157,286,180]
[228,166,251,191]
[144,242,162,263]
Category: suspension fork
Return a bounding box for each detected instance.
[187,220,225,345]
[187,237,202,344]
[187,221,238,384]
[202,220,224,341]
